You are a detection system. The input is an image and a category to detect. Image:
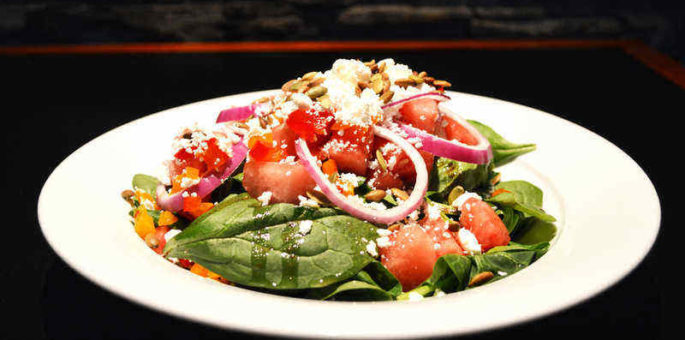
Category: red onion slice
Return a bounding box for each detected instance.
[400,104,492,164]
[381,91,450,110]
[156,139,248,212]
[216,104,264,123]
[295,126,428,225]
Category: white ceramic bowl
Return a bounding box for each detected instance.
[38,90,660,339]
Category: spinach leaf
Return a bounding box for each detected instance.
[487,181,556,222]
[164,195,379,290]
[488,241,550,260]
[308,261,402,301]
[429,157,493,199]
[511,217,557,245]
[467,120,536,166]
[131,174,160,195]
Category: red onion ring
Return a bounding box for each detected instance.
[156,139,248,212]
[216,104,264,123]
[295,126,428,225]
[381,91,450,110]
[400,104,492,164]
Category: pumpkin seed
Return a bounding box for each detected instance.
[388,224,401,232]
[364,59,376,67]
[433,80,452,88]
[370,73,382,82]
[371,78,384,94]
[409,74,424,84]
[376,149,388,171]
[309,77,324,87]
[468,271,494,287]
[418,71,427,78]
[447,185,465,205]
[121,190,135,205]
[289,79,309,92]
[357,81,369,89]
[394,78,415,88]
[281,79,296,91]
[380,90,394,104]
[378,61,387,73]
[364,190,387,202]
[448,220,460,232]
[391,188,409,201]
[306,190,331,206]
[306,86,327,99]
[302,71,318,80]
[423,76,435,84]
[317,95,332,109]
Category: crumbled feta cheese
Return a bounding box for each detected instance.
[298,195,320,208]
[298,220,313,235]
[453,192,482,210]
[376,236,392,248]
[457,228,482,254]
[376,228,392,237]
[290,92,313,108]
[426,203,442,220]
[365,240,378,257]
[164,229,182,242]
[407,292,424,301]
[257,191,272,206]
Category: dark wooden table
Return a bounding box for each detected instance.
[2,40,679,339]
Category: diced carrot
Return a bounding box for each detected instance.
[490,189,511,198]
[157,211,178,226]
[134,207,156,239]
[171,167,201,194]
[322,159,338,175]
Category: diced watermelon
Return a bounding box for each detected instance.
[459,197,510,251]
[321,126,373,176]
[271,123,298,156]
[285,108,334,145]
[436,116,479,146]
[380,224,437,291]
[367,168,404,190]
[380,218,465,291]
[399,98,440,133]
[373,139,434,186]
[242,160,316,204]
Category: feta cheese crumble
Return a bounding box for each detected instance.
[256,191,272,206]
[457,228,482,254]
[453,192,483,210]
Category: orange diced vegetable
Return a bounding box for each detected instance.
[190,263,209,277]
[322,159,338,175]
[171,167,201,194]
[158,211,178,226]
[134,207,156,239]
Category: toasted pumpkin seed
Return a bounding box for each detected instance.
[289,79,308,92]
[317,94,332,109]
[380,90,394,104]
[378,61,387,73]
[282,79,296,91]
[448,185,465,205]
[121,190,135,205]
[468,272,495,287]
[357,81,369,89]
[364,59,376,67]
[433,80,452,88]
[306,190,331,206]
[448,220,460,232]
[302,71,318,80]
[364,190,387,202]
[409,74,424,84]
[376,149,388,171]
[394,78,415,88]
[370,73,382,82]
[391,188,409,201]
[423,76,435,84]
[418,71,427,78]
[306,86,327,99]
[309,77,324,87]
[371,78,384,94]
[388,224,402,232]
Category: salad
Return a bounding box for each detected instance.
[122,59,556,301]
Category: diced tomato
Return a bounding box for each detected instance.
[399,98,440,133]
[438,116,479,146]
[248,133,285,162]
[459,197,510,251]
[177,259,194,269]
[242,160,316,204]
[286,108,334,144]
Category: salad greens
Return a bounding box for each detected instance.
[132,120,557,301]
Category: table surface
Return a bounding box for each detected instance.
[2,41,679,339]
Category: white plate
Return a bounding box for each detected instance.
[38,90,660,339]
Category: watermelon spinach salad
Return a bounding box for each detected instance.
[123,59,556,301]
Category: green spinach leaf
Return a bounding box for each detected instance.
[487,181,556,222]
[468,120,536,166]
[164,195,379,290]
[429,157,493,199]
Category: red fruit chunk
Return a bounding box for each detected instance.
[286,108,334,144]
[439,116,479,146]
[271,123,298,156]
[367,168,404,190]
[380,224,437,291]
[459,197,510,251]
[421,217,465,258]
[373,139,434,185]
[399,98,440,133]
[321,125,373,176]
[242,160,316,204]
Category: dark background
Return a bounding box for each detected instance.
[1,1,681,339]
[2,48,679,339]
[1,0,685,61]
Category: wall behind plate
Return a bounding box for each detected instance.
[1,0,683,61]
